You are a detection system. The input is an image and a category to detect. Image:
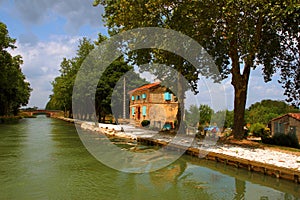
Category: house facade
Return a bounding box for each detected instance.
[128,82,178,129]
[270,113,300,142]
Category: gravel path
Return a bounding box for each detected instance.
[80,122,300,171]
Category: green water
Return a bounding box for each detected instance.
[0,116,299,200]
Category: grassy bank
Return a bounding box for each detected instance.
[0,116,23,124]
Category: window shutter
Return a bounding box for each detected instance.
[142,93,147,99]
[131,96,135,101]
[164,92,171,101]
[142,106,146,116]
[132,107,135,116]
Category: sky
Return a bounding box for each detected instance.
[0,0,287,110]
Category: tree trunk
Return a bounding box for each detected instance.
[230,41,251,139]
[232,83,248,139]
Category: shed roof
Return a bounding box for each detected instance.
[271,113,300,122]
[128,82,161,94]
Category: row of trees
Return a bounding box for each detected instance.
[185,104,233,129]
[94,0,299,139]
[185,100,299,130]
[46,35,146,122]
[0,22,31,116]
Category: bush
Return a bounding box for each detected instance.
[262,132,300,149]
[141,120,150,127]
[250,123,265,137]
[274,132,299,148]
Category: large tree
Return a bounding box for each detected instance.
[0,22,31,116]
[94,0,299,139]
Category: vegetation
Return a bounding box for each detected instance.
[245,100,299,125]
[141,120,150,127]
[94,0,299,139]
[263,132,300,149]
[0,22,31,117]
[185,104,234,130]
[249,123,266,137]
[47,35,146,121]
[46,37,94,117]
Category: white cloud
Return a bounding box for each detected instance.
[13,0,104,33]
[247,71,285,107]
[10,35,80,108]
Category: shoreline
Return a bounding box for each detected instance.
[54,116,300,184]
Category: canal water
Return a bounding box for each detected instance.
[0,116,300,200]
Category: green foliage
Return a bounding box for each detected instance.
[96,0,300,139]
[249,123,266,137]
[212,110,234,129]
[185,105,200,127]
[185,104,234,130]
[0,22,32,116]
[246,100,299,125]
[48,34,146,121]
[141,120,150,127]
[263,132,300,149]
[185,104,213,127]
[199,105,214,125]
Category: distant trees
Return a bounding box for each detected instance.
[185,100,298,132]
[47,34,146,121]
[185,104,233,129]
[245,100,299,125]
[0,22,31,116]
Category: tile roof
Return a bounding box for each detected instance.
[128,82,161,94]
[271,113,300,121]
[289,113,300,121]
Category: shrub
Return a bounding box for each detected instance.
[141,120,150,127]
[274,132,300,148]
[263,132,300,149]
[250,123,265,137]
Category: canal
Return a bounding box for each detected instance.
[0,116,299,200]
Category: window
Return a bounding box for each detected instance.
[142,93,147,99]
[136,95,140,100]
[164,92,172,101]
[131,96,135,101]
[142,106,147,116]
[132,107,135,116]
[274,122,284,134]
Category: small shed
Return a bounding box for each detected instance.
[270,113,300,142]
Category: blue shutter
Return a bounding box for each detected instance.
[164,92,171,101]
[132,107,135,116]
[131,96,135,101]
[142,93,147,99]
[142,106,146,116]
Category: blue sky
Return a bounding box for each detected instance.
[0,0,286,110]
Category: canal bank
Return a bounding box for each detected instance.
[70,119,300,184]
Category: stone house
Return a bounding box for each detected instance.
[128,82,178,129]
[270,113,300,142]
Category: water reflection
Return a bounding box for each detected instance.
[0,117,300,200]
